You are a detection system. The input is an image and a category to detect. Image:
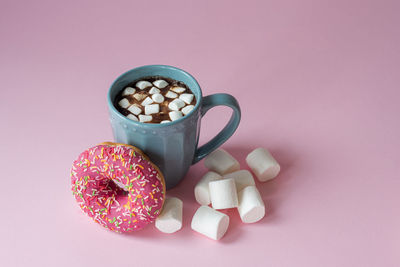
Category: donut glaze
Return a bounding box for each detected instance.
[71,142,166,233]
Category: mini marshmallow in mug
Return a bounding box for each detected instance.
[179,93,194,104]
[153,79,169,88]
[118,98,130,109]
[152,93,164,103]
[122,87,136,96]
[133,93,146,101]
[136,80,152,89]
[145,104,159,115]
[165,91,178,99]
[139,115,152,123]
[141,96,154,106]
[149,87,160,94]
[127,104,142,115]
[169,111,183,121]
[182,105,194,115]
[171,86,186,93]
[126,114,138,121]
[168,99,186,111]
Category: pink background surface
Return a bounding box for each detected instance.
[1,0,399,266]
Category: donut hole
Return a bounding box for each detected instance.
[108,179,129,196]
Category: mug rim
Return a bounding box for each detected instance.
[107,65,203,128]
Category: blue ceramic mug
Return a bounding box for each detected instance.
[107,65,241,189]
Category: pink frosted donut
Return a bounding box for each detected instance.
[71,142,166,233]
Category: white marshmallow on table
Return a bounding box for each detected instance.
[161,120,171,124]
[118,98,130,109]
[155,197,183,234]
[168,99,186,111]
[191,205,229,241]
[223,170,255,192]
[145,104,159,115]
[194,171,221,205]
[133,93,146,101]
[179,93,194,104]
[169,111,183,121]
[246,148,280,182]
[149,87,160,94]
[153,79,169,88]
[182,105,194,115]
[209,178,238,209]
[139,114,152,122]
[126,114,138,121]
[141,96,154,106]
[171,86,186,93]
[122,87,136,96]
[237,186,265,223]
[165,91,178,99]
[152,93,164,103]
[204,149,240,175]
[136,80,152,89]
[127,104,142,115]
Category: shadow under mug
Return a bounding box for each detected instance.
[108,65,241,189]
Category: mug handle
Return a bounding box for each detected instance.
[192,93,241,164]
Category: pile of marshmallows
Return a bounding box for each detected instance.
[154,147,280,240]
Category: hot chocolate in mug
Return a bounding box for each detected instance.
[108,65,241,189]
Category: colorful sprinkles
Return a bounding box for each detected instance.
[71,143,165,233]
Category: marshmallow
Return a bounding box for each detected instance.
[237,186,265,223]
[191,206,229,241]
[169,111,183,121]
[155,197,183,233]
[126,114,138,121]
[118,98,130,109]
[122,86,136,96]
[145,104,159,115]
[171,86,186,93]
[204,149,240,175]
[141,96,154,106]
[149,87,160,94]
[136,80,152,89]
[165,91,178,99]
[223,170,255,192]
[133,93,146,101]
[209,178,238,209]
[161,120,171,124]
[127,104,142,115]
[168,99,185,111]
[153,79,169,88]
[194,171,222,205]
[246,148,280,182]
[179,93,194,104]
[152,93,164,103]
[182,105,194,115]
[139,115,152,123]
